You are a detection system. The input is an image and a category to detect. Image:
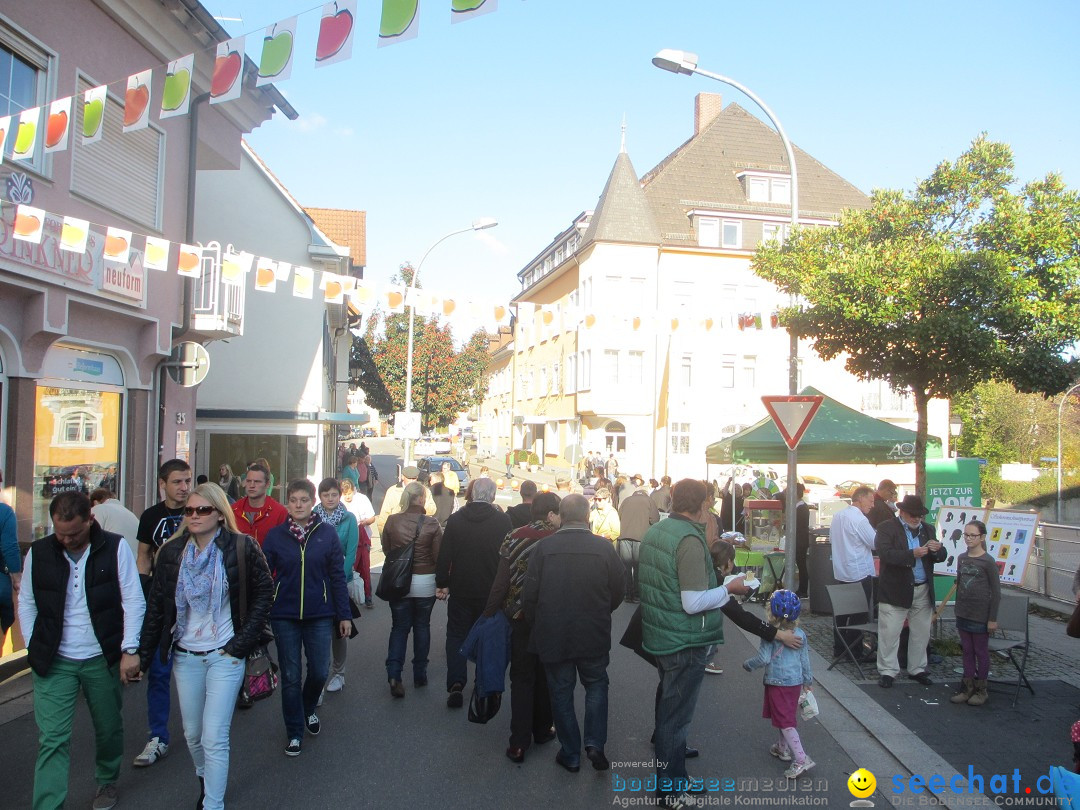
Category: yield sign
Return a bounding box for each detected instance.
[761,395,824,451]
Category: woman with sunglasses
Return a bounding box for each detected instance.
[136,483,273,810]
[262,480,352,757]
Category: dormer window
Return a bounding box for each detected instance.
[738,170,791,204]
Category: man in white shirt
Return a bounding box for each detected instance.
[829,486,878,660]
[89,488,140,558]
[18,491,145,810]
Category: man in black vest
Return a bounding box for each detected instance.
[18,491,145,810]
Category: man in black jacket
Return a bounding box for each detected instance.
[874,494,946,688]
[523,494,624,774]
[436,477,512,707]
[506,480,536,530]
[18,492,145,810]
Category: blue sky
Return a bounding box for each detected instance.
[214,0,1080,336]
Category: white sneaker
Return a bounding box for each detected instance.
[704,662,724,675]
[326,674,344,693]
[784,757,816,778]
[132,737,168,767]
[770,743,792,762]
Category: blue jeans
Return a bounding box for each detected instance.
[172,649,245,810]
[271,618,333,740]
[544,654,610,763]
[146,649,173,744]
[654,646,709,793]
[386,596,437,682]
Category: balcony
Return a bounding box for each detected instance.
[189,242,244,339]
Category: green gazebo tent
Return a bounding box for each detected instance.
[705,386,943,465]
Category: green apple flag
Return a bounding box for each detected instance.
[82,85,107,145]
[451,0,497,24]
[379,0,419,46]
[160,54,194,120]
[257,16,297,87]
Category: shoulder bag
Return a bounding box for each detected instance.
[235,534,280,702]
[376,514,421,602]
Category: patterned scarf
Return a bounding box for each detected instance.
[313,503,348,527]
[174,532,227,644]
[288,514,320,544]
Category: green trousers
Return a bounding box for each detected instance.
[32,655,123,810]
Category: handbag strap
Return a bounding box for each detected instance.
[410,513,423,546]
[236,533,248,625]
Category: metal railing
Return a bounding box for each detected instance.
[1015,523,1080,605]
[191,241,245,335]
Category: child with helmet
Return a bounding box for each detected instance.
[743,590,815,778]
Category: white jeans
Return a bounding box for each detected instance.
[877,583,933,678]
[173,648,245,810]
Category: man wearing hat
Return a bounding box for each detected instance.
[867,479,899,528]
[555,472,582,496]
[375,465,436,534]
[874,494,946,688]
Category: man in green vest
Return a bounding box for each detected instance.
[639,479,750,810]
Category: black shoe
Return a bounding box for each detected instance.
[305,713,321,735]
[196,777,204,810]
[555,750,580,773]
[414,675,428,687]
[684,746,699,759]
[879,675,894,689]
[389,679,405,698]
[585,746,610,771]
[911,671,933,686]
[447,684,464,708]
[534,728,557,745]
[506,746,525,763]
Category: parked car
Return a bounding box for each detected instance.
[834,479,873,499]
[417,456,470,493]
[362,427,376,437]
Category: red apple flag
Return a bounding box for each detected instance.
[209,37,245,105]
[316,0,357,68]
[82,85,107,145]
[44,96,72,155]
[450,0,498,24]
[123,69,153,133]
[257,16,297,87]
[160,54,195,120]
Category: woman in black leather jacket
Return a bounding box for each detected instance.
[137,482,273,810]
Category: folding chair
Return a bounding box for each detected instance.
[987,594,1034,706]
[826,583,879,680]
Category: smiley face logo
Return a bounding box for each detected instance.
[848,768,876,799]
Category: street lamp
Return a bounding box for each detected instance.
[1057,381,1080,522]
[403,217,498,465]
[949,415,963,458]
[652,50,802,586]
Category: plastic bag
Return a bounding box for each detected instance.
[348,572,365,607]
[799,690,819,721]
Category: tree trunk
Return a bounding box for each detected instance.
[913,387,930,498]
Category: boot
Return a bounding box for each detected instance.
[950,678,975,704]
[966,679,989,706]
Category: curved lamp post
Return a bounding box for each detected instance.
[1057,381,1080,522]
[403,217,497,465]
[652,50,802,587]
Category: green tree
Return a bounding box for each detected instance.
[352,264,491,431]
[753,136,1080,494]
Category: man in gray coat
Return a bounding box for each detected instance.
[617,486,661,603]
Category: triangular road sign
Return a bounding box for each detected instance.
[761,395,824,451]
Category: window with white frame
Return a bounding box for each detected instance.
[720,357,735,388]
[674,281,693,310]
[0,32,52,172]
[670,422,691,455]
[698,217,720,248]
[722,220,741,248]
[567,353,577,394]
[604,349,619,386]
[628,350,644,384]
[760,222,791,245]
[582,350,591,389]
[680,353,692,387]
[520,372,530,399]
[743,355,757,389]
[582,278,593,309]
[771,178,790,204]
[747,176,769,202]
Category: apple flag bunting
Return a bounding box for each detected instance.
[0,116,10,166]
[257,16,298,87]
[82,85,107,145]
[104,227,132,264]
[210,38,245,105]
[316,0,357,68]
[451,0,497,24]
[492,304,510,326]
[12,107,41,162]
[293,266,314,299]
[177,243,203,278]
[123,69,153,133]
[379,0,419,46]
[12,205,45,243]
[60,217,91,254]
[274,261,293,283]
[321,271,345,303]
[351,280,375,309]
[144,236,170,271]
[222,251,253,285]
[160,54,195,120]
[384,285,406,312]
[254,257,278,292]
[44,97,72,155]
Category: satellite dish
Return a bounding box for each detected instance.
[166,342,210,387]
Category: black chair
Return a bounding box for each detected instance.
[987,594,1033,706]
[826,583,879,680]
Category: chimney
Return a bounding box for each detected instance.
[694,92,722,135]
